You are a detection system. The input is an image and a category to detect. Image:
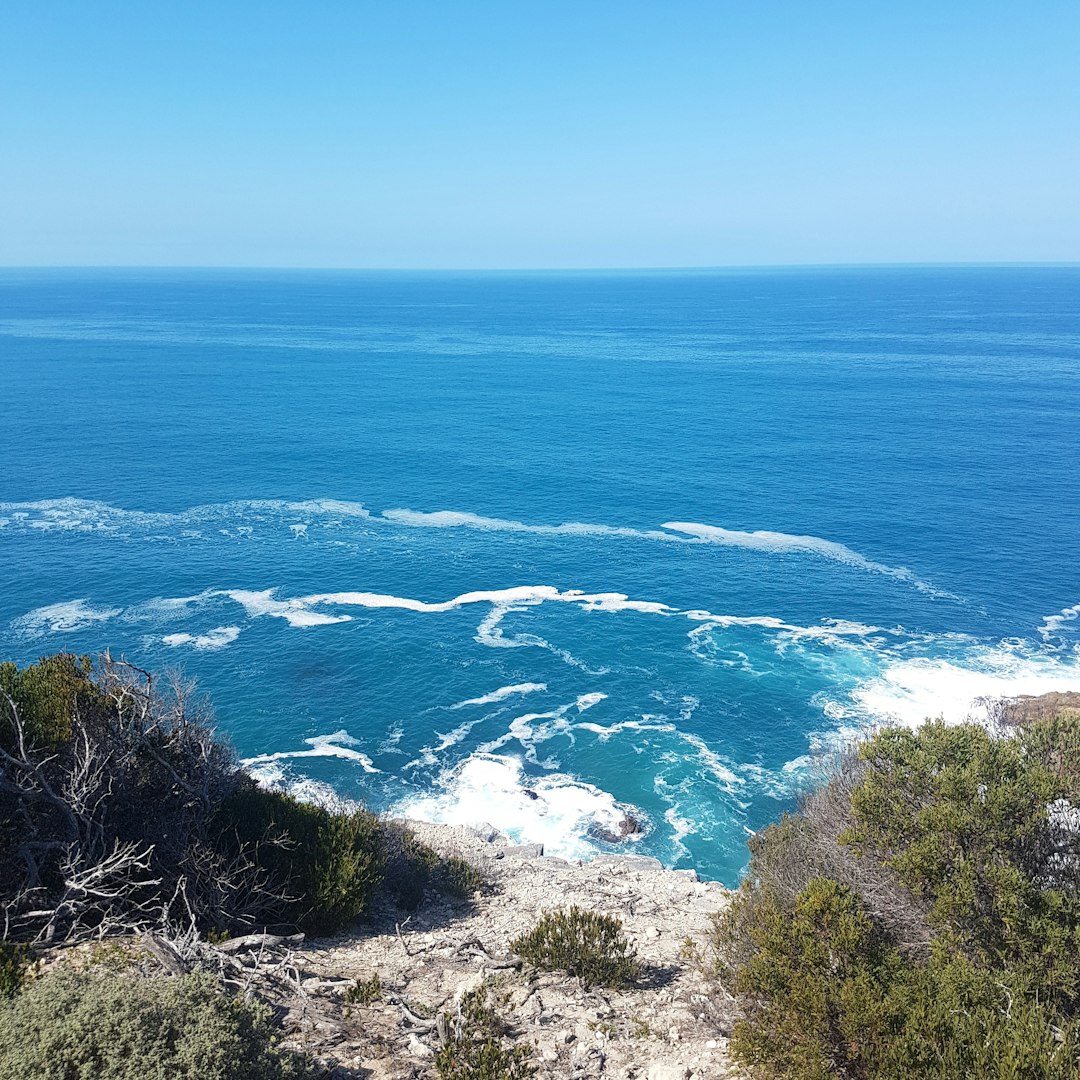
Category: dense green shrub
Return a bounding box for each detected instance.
[0,653,103,750]
[713,713,1080,1080]
[511,906,639,989]
[0,945,32,1000]
[0,970,315,1080]
[216,784,383,935]
[844,720,1080,1006]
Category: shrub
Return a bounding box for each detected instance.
[1,655,241,943]
[1,653,385,944]
[0,945,32,1000]
[344,972,381,1005]
[0,653,103,751]
[511,906,639,989]
[435,984,534,1080]
[0,970,315,1079]
[215,784,383,936]
[444,856,485,899]
[712,711,1080,1080]
[725,877,897,1079]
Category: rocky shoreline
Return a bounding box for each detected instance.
[288,821,739,1079]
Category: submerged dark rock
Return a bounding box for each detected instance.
[588,814,645,845]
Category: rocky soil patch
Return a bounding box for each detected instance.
[289,822,741,1079]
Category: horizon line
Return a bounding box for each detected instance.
[1,260,1078,274]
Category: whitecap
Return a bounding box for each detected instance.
[394,753,642,861]
[1040,603,1080,642]
[161,625,240,650]
[449,682,547,709]
[242,729,381,773]
[380,505,947,594]
[851,647,1080,729]
[12,598,122,636]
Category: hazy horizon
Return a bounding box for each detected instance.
[3,261,1079,273]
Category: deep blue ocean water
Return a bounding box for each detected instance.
[2,266,1078,882]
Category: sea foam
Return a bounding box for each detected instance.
[450,682,547,709]
[242,729,381,773]
[395,753,641,861]
[13,598,121,636]
[161,625,240,650]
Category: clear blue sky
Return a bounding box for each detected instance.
[1,1,1077,268]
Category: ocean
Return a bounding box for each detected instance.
[1,266,1078,883]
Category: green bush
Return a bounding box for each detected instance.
[444,855,486,899]
[1,653,386,944]
[844,720,1080,1006]
[0,945,32,1000]
[712,713,1080,1080]
[435,985,534,1080]
[216,784,383,935]
[0,653,103,751]
[511,906,640,989]
[343,972,381,1005]
[0,970,314,1080]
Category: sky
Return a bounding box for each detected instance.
[1,1,1078,268]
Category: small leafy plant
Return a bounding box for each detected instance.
[0,943,33,999]
[344,973,381,1006]
[445,856,485,899]
[435,984,534,1080]
[511,906,640,990]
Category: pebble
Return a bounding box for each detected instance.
[406,1034,432,1059]
[647,1065,690,1080]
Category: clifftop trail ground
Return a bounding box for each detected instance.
[291,823,737,1079]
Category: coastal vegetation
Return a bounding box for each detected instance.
[0,969,315,1079]
[0,653,385,945]
[511,907,640,990]
[4,651,1080,1077]
[710,708,1080,1079]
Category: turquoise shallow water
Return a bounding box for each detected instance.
[2,267,1079,882]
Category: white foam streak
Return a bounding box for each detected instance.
[13,599,121,636]
[380,508,675,543]
[242,730,381,773]
[1,496,948,595]
[450,683,547,709]
[1040,603,1080,642]
[380,506,944,593]
[162,625,240,650]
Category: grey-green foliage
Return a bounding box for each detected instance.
[435,985,535,1080]
[343,972,381,1005]
[0,946,31,1001]
[511,906,640,989]
[0,970,315,1080]
[711,714,1080,1080]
